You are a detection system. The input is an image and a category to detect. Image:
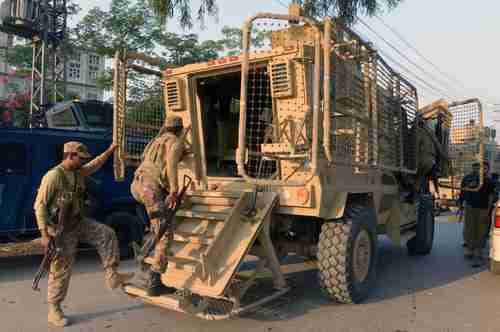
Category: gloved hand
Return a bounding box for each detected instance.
[166,192,178,209]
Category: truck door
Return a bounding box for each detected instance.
[0,141,30,232]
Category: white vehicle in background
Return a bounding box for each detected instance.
[489,203,500,273]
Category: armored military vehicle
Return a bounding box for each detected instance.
[112,5,482,319]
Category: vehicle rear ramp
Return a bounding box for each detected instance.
[123,190,289,320]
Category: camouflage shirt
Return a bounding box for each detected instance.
[34,150,111,232]
[136,132,184,193]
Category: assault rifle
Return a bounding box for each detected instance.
[133,175,192,266]
[32,193,73,291]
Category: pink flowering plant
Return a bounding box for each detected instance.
[0,69,31,127]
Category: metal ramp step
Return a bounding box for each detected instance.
[161,191,280,298]
[176,210,228,221]
[124,190,288,320]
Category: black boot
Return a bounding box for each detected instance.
[146,272,176,296]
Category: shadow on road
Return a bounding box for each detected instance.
[243,221,487,322]
[0,250,133,284]
[69,303,146,325]
[0,221,488,323]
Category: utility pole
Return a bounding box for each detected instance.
[0,0,67,127]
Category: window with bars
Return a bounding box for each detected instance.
[88,54,100,66]
[88,65,99,81]
[68,62,81,81]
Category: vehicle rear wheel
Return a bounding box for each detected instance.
[105,212,144,260]
[317,205,377,304]
[407,194,435,256]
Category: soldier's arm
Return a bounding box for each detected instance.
[33,170,59,237]
[165,140,184,193]
[80,145,116,177]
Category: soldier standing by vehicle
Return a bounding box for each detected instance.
[34,142,134,327]
[131,115,186,296]
[459,161,496,266]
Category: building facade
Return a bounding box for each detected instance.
[0,30,105,101]
[65,49,106,100]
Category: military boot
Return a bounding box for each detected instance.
[105,269,135,290]
[146,271,176,296]
[48,303,69,327]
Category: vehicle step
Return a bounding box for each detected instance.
[188,196,238,207]
[123,284,181,308]
[187,191,242,199]
[190,205,233,214]
[173,232,214,245]
[144,255,201,267]
[177,210,227,221]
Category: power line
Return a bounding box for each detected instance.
[273,0,289,9]
[356,18,464,100]
[350,27,456,100]
[374,15,469,91]
[373,15,500,107]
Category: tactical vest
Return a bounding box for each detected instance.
[50,166,86,232]
[138,133,176,188]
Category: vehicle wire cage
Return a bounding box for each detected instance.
[239,12,320,185]
[329,24,418,174]
[113,50,164,181]
[242,17,302,181]
[446,99,484,191]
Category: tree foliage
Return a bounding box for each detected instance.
[147,0,218,28]
[146,0,401,26]
[294,0,402,24]
[5,44,32,71]
[71,0,161,57]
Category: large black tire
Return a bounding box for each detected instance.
[407,194,435,255]
[317,206,378,304]
[105,212,144,260]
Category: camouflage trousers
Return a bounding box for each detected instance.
[463,207,490,252]
[131,173,170,273]
[47,218,120,305]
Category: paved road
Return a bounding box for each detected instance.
[2,217,500,332]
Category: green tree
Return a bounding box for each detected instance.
[294,0,402,24]
[147,0,218,27]
[147,0,401,26]
[218,26,270,56]
[154,32,223,66]
[5,44,32,71]
[71,0,161,57]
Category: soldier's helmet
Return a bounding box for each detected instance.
[63,141,92,159]
[165,115,183,129]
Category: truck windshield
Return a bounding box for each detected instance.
[78,102,113,128]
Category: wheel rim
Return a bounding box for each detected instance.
[352,229,372,283]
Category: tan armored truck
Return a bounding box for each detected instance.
[112,5,483,319]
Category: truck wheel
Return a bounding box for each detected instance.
[105,212,144,260]
[407,194,435,256]
[317,206,377,304]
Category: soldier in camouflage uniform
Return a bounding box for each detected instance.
[131,115,186,296]
[34,142,134,327]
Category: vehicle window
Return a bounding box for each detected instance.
[52,108,78,127]
[78,102,113,128]
[0,143,27,174]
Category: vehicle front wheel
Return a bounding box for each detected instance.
[317,205,378,304]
